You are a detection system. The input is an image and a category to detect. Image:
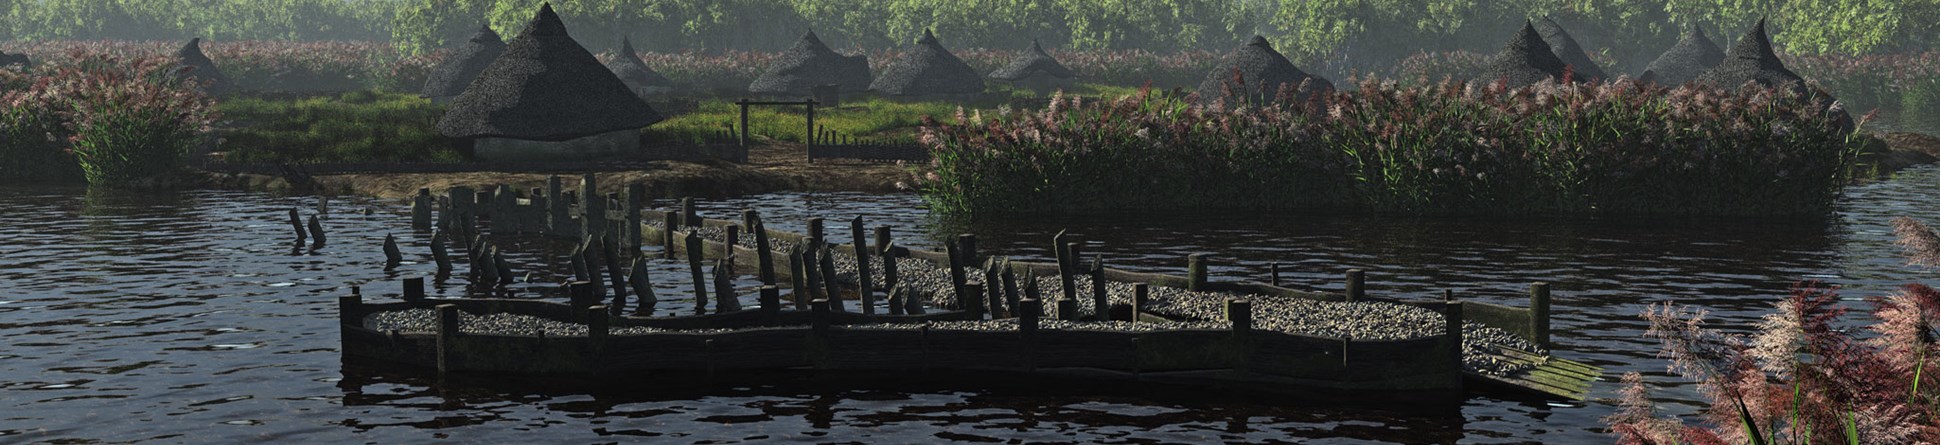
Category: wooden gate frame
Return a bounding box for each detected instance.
[733,99,819,162]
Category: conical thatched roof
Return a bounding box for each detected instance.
[1692,19,1806,92]
[421,25,506,99]
[607,36,674,92]
[1194,35,1332,106]
[0,51,28,69]
[436,3,663,141]
[1479,22,1568,88]
[175,38,231,95]
[1642,24,1725,86]
[747,31,871,95]
[988,40,1074,81]
[870,29,985,96]
[1535,17,1609,81]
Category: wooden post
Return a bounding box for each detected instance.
[430,231,452,274]
[288,207,307,243]
[1060,242,1081,301]
[819,246,843,312]
[1091,256,1110,321]
[886,284,906,315]
[404,277,425,301]
[630,257,657,315]
[412,188,432,230]
[1186,253,1209,291]
[1345,269,1365,301]
[737,99,750,147]
[759,285,781,316]
[804,100,816,163]
[1445,301,1465,367]
[984,259,1004,318]
[686,232,707,313]
[1056,298,1076,321]
[962,283,986,319]
[714,259,740,312]
[338,292,362,327]
[741,208,759,233]
[902,286,925,315]
[603,235,628,304]
[436,304,459,373]
[528,187,547,235]
[681,197,697,229]
[806,217,825,248]
[850,216,874,315]
[946,241,967,305]
[1226,299,1252,334]
[789,245,808,310]
[956,234,978,267]
[873,226,891,256]
[587,305,609,343]
[569,280,600,309]
[383,234,403,269]
[880,241,901,292]
[754,222,776,285]
[579,174,602,238]
[662,211,679,259]
[724,224,740,260]
[625,183,646,249]
[1019,298,1041,337]
[810,299,830,333]
[1051,230,1068,275]
[1023,268,1041,301]
[1133,283,1149,322]
[307,215,325,247]
[1269,261,1282,287]
[1530,282,1551,348]
[1000,261,1020,316]
[581,240,605,299]
[802,245,822,301]
[546,176,566,235]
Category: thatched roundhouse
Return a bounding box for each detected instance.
[175,38,231,95]
[1535,17,1609,82]
[1692,19,1808,94]
[1193,35,1332,108]
[607,36,675,97]
[0,51,30,70]
[1479,22,1568,88]
[747,31,871,97]
[1641,24,1725,86]
[435,3,663,162]
[421,25,507,103]
[988,40,1076,95]
[870,29,986,100]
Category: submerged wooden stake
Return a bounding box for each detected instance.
[307,214,325,247]
[851,216,874,315]
[1346,269,1365,301]
[754,222,775,285]
[686,231,707,313]
[288,208,307,243]
[1091,255,1109,321]
[430,230,452,274]
[382,233,403,269]
[630,257,657,315]
[713,258,739,312]
[819,246,842,312]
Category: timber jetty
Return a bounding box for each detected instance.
[339,174,1600,400]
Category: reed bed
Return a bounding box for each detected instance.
[0,52,217,187]
[915,79,1866,218]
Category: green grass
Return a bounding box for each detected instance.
[218,90,462,163]
[642,83,1143,145]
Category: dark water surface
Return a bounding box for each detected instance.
[4,165,1939,444]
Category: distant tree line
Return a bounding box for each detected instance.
[2,0,1934,69]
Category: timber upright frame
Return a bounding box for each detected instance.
[733,99,820,163]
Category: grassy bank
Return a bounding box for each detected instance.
[216,91,461,163]
[915,81,1867,218]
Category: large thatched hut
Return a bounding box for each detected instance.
[607,36,675,97]
[870,29,986,100]
[988,40,1076,95]
[747,31,871,97]
[1640,24,1725,86]
[1535,17,1609,82]
[1478,22,1568,88]
[435,3,663,162]
[421,25,507,103]
[1193,35,1332,108]
[1692,19,1807,93]
[175,38,231,95]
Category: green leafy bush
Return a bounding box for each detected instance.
[216,90,460,163]
[47,54,219,187]
[0,71,82,182]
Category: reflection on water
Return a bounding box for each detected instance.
[2,165,1938,443]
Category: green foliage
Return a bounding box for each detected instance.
[217,91,460,163]
[1903,79,1940,135]
[0,71,82,183]
[46,55,219,188]
[3,0,399,42]
[916,80,1865,218]
[642,96,964,145]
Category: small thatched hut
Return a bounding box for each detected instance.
[421,25,507,103]
[607,36,675,97]
[0,51,30,70]
[435,3,663,162]
[1535,17,1609,82]
[747,31,871,97]
[870,29,986,100]
[988,40,1076,95]
[1193,35,1332,108]
[1641,24,1725,86]
[175,38,231,95]
[1692,19,1807,93]
[1478,22,1568,88]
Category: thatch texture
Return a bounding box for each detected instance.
[1642,24,1725,86]
[607,36,675,95]
[421,25,507,99]
[1693,19,1807,93]
[870,29,986,96]
[989,40,1075,81]
[1479,22,1568,88]
[1535,17,1609,81]
[747,31,871,96]
[1193,35,1332,107]
[175,38,232,95]
[436,3,663,141]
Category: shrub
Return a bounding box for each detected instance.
[216,90,459,163]
[914,78,1865,218]
[47,53,217,187]
[0,72,81,182]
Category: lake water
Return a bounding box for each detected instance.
[4,165,1938,443]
